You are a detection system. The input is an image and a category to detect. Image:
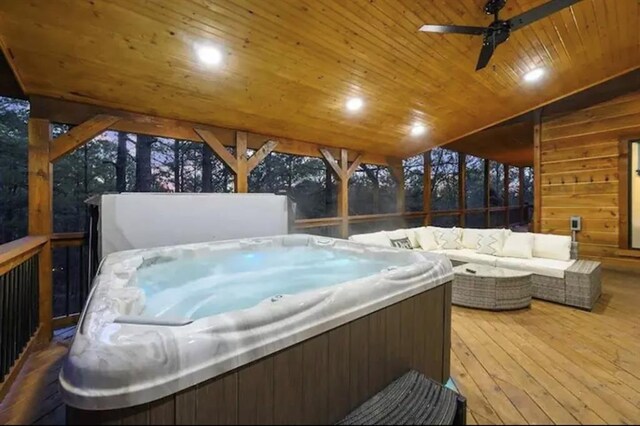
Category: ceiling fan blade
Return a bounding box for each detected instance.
[419,24,485,36]
[509,0,582,31]
[475,39,495,71]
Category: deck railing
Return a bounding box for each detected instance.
[51,233,93,330]
[0,236,47,399]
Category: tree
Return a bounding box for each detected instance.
[116,132,127,192]
[135,134,154,191]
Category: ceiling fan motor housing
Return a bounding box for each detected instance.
[484,20,511,45]
[484,0,508,15]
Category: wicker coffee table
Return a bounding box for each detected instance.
[452,263,532,310]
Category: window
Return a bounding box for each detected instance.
[465,155,485,209]
[349,165,397,215]
[403,154,424,212]
[632,141,640,249]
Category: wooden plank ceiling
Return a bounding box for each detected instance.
[0,0,638,158]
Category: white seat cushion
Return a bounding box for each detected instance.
[495,257,576,279]
[532,233,572,261]
[439,248,498,267]
[349,232,392,247]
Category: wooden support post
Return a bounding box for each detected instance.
[459,154,466,227]
[247,140,278,172]
[235,131,248,193]
[338,149,349,237]
[320,148,352,238]
[388,159,405,213]
[519,167,525,225]
[484,159,490,228]
[504,164,510,228]
[533,110,542,233]
[28,118,53,342]
[423,151,431,226]
[195,128,238,173]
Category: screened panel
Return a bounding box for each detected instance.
[465,213,486,229]
[0,96,29,244]
[465,155,485,209]
[403,154,424,212]
[349,165,397,215]
[489,161,505,207]
[431,214,460,227]
[431,148,459,211]
[508,166,520,206]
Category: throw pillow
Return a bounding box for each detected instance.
[389,237,412,250]
[500,232,534,259]
[476,229,508,256]
[433,227,462,249]
[402,227,424,248]
[415,227,439,251]
[461,228,491,249]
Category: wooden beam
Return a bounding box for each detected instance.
[423,151,431,225]
[49,115,120,162]
[459,154,466,227]
[28,118,53,342]
[195,128,238,173]
[533,110,542,233]
[235,131,248,193]
[31,96,390,166]
[247,139,278,172]
[346,154,363,178]
[319,148,344,179]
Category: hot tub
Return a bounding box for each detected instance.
[62,234,453,424]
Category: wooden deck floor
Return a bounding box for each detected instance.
[1,269,639,425]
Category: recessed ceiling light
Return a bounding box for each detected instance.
[523,67,545,83]
[346,97,364,112]
[411,123,427,137]
[197,46,223,66]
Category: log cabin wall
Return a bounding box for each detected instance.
[539,90,640,270]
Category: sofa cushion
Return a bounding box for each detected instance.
[389,237,412,249]
[349,232,392,247]
[432,227,462,249]
[438,248,498,267]
[415,227,439,251]
[394,227,424,248]
[500,232,535,259]
[461,228,492,249]
[495,256,576,279]
[533,234,572,261]
[476,229,509,256]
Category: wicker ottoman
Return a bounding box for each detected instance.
[452,263,532,310]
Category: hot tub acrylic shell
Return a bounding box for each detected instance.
[60,234,453,410]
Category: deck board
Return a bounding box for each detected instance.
[1,270,640,425]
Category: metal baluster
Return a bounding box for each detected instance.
[65,247,70,317]
[0,273,6,378]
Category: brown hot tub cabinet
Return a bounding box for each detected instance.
[67,282,452,425]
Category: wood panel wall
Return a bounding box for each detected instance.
[67,283,452,425]
[539,90,640,269]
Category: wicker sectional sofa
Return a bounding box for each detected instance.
[349,227,602,311]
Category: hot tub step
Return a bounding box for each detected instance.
[336,370,466,425]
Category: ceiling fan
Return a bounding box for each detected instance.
[418,0,582,71]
